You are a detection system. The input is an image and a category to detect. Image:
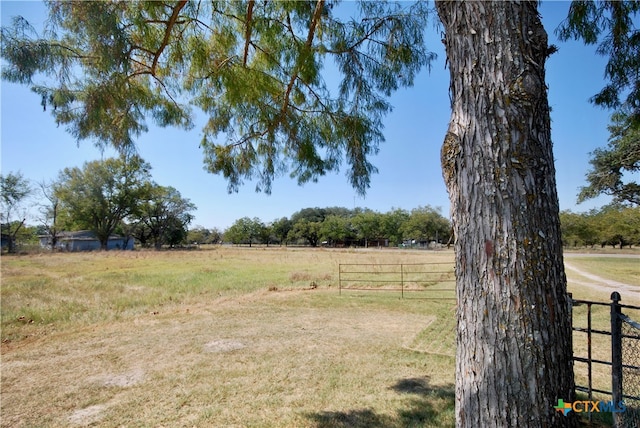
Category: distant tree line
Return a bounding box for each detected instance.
[1,155,196,252]
[218,204,640,249]
[560,205,640,248]
[4,164,638,252]
[220,206,452,248]
[186,226,223,246]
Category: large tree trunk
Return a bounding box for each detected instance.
[435,2,577,426]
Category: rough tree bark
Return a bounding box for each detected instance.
[435,2,577,426]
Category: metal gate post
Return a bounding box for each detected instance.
[611,291,623,428]
[400,264,404,299]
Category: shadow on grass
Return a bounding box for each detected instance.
[305,377,455,428]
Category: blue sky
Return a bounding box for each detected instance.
[1,1,617,230]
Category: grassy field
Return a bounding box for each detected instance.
[1,247,457,427]
[1,247,638,427]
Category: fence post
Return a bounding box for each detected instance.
[400,264,404,299]
[611,291,623,428]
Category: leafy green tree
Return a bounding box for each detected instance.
[400,206,451,246]
[560,210,599,247]
[209,228,223,245]
[323,207,355,219]
[55,155,152,249]
[558,2,640,211]
[0,172,32,253]
[187,226,207,245]
[271,217,292,246]
[288,218,321,247]
[351,210,383,247]
[128,218,152,248]
[290,207,328,225]
[557,1,640,123]
[619,205,640,246]
[187,226,221,245]
[257,223,273,246]
[163,215,191,247]
[561,205,640,249]
[132,184,196,249]
[225,217,264,246]
[319,214,351,246]
[381,208,410,246]
[594,204,640,248]
[578,109,640,205]
[13,224,40,249]
[1,1,431,194]
[224,218,249,245]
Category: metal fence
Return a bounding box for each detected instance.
[572,292,640,427]
[337,263,455,299]
[620,310,640,427]
[337,268,639,424]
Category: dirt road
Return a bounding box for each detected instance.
[564,253,639,301]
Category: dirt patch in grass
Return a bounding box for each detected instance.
[100,369,146,388]
[1,289,454,427]
[68,403,109,426]
[203,339,246,353]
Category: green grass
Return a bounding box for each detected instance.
[567,256,640,286]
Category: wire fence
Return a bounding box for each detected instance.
[621,313,640,427]
[572,292,640,427]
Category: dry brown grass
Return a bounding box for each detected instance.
[1,289,455,427]
[1,247,456,427]
[1,246,635,427]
